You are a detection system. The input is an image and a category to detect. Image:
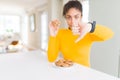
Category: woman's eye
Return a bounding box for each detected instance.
[75,16,79,19]
[66,16,71,20]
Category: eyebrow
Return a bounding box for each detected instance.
[75,14,81,16]
[66,14,80,17]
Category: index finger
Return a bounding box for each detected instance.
[52,19,60,27]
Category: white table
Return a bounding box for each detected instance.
[0,50,119,80]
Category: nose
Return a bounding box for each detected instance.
[71,18,77,26]
[69,18,75,26]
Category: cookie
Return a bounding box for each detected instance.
[55,59,73,67]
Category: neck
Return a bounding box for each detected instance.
[68,27,71,30]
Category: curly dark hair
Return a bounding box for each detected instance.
[63,0,83,17]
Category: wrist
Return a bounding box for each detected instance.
[50,32,57,37]
[88,21,96,33]
[87,23,92,32]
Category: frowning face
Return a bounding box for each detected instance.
[65,8,82,28]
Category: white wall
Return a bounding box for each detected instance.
[89,0,120,77]
[48,0,63,23]
[26,0,63,50]
[25,4,48,49]
[27,11,40,49]
[0,4,26,15]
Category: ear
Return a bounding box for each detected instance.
[80,14,83,20]
[81,14,83,17]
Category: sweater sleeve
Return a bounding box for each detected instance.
[89,24,114,41]
[47,30,61,62]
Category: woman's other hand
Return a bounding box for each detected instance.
[49,19,60,37]
[75,22,92,43]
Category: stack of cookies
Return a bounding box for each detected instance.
[55,59,73,67]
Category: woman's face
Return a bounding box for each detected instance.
[65,8,82,28]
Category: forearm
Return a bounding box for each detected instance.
[47,36,59,62]
[90,24,114,41]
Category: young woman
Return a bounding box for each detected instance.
[47,0,113,67]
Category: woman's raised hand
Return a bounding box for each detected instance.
[75,22,92,43]
[49,19,60,37]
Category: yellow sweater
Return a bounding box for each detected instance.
[47,24,114,67]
